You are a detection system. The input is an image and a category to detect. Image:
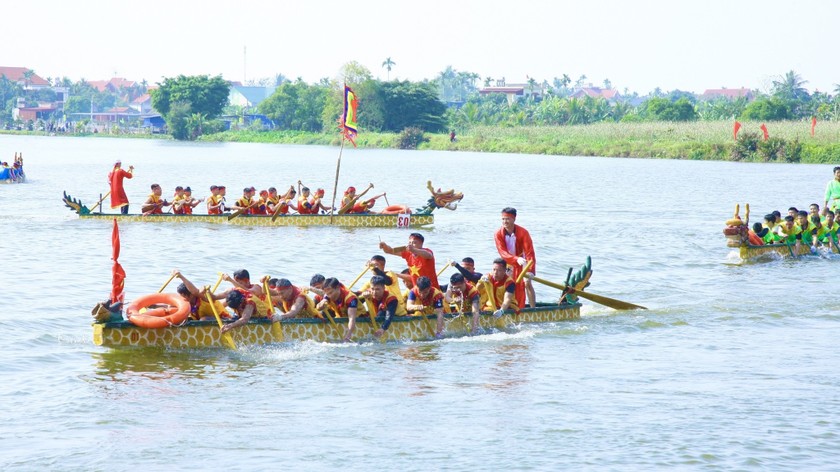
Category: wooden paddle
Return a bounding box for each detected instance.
[205,281,237,350]
[516,259,534,284]
[323,301,344,340]
[347,265,370,290]
[363,298,386,343]
[90,191,111,213]
[525,274,647,310]
[157,273,177,293]
[227,201,256,220]
[338,183,374,215]
[482,279,506,330]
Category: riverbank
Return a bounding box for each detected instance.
[201,121,840,163]
[5,120,839,163]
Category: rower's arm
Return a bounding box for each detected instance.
[380,299,399,331]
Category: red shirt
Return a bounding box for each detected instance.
[400,247,439,289]
[494,224,535,308]
[108,167,132,209]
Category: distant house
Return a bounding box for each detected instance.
[69,106,141,124]
[1,67,67,120]
[479,79,545,105]
[14,104,58,121]
[700,88,753,101]
[130,93,153,114]
[0,66,50,89]
[142,114,166,133]
[569,86,621,102]
[87,77,138,94]
[229,85,276,108]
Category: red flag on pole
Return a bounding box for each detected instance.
[760,123,769,141]
[110,218,125,303]
[811,116,817,136]
[733,121,742,140]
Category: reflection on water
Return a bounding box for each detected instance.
[485,343,531,393]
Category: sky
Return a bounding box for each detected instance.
[4,0,838,95]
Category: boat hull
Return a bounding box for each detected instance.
[93,302,581,348]
[738,242,838,260]
[77,212,433,228]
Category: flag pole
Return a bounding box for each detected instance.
[329,136,347,225]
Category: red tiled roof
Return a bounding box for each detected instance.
[109,77,136,89]
[106,107,131,113]
[132,93,151,104]
[0,66,49,85]
[87,80,109,92]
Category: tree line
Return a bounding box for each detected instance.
[2,64,838,141]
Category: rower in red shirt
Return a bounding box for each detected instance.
[379,232,439,289]
[494,207,536,309]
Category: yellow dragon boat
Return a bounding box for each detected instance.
[92,302,583,348]
[63,181,463,228]
[90,257,613,349]
[723,203,840,260]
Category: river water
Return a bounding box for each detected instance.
[1,134,838,470]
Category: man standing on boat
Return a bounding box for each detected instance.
[380,232,439,289]
[494,207,536,309]
[824,166,840,213]
[108,160,133,214]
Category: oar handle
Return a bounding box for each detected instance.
[347,265,370,290]
[91,190,111,212]
[205,286,236,349]
[211,273,224,293]
[157,273,177,293]
[436,260,452,278]
[515,259,534,284]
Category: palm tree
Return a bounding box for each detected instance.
[772,70,809,101]
[382,57,396,81]
[484,76,493,87]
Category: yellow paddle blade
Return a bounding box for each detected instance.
[205,289,237,349]
[527,274,646,311]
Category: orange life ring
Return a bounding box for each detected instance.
[380,204,411,215]
[126,293,190,328]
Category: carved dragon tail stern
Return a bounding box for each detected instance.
[62,191,90,215]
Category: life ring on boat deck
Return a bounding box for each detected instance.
[126,293,190,328]
[380,204,411,215]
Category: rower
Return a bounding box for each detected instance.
[318,277,360,342]
[445,273,482,333]
[406,276,447,337]
[141,184,172,214]
[369,275,400,339]
[269,278,321,321]
[483,258,518,317]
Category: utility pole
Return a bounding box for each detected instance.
[243,45,247,84]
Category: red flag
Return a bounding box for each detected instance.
[760,123,769,141]
[811,116,817,136]
[110,218,125,303]
[733,121,742,140]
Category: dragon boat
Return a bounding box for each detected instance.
[63,181,463,228]
[91,260,597,349]
[723,203,840,260]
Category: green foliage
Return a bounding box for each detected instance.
[740,97,792,121]
[166,102,191,140]
[377,81,447,133]
[397,127,428,149]
[151,75,228,117]
[757,136,785,162]
[151,75,229,140]
[641,97,697,121]
[731,131,759,161]
[258,80,327,132]
[784,137,802,163]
